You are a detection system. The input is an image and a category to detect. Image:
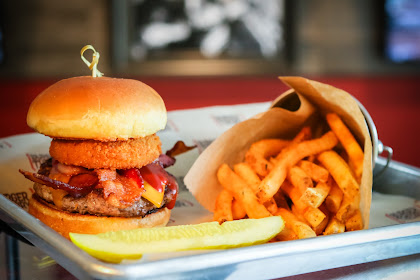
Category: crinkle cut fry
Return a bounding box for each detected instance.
[256,131,338,203]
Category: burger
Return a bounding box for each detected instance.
[19,76,178,239]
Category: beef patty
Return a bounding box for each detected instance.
[34,159,175,217]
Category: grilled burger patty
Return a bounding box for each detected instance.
[34,159,175,217]
[33,183,174,217]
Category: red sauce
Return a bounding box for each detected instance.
[120,168,144,189]
[140,164,164,192]
[140,163,178,209]
[164,172,178,209]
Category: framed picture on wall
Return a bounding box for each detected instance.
[112,0,294,76]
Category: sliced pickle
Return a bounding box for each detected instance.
[70,216,284,263]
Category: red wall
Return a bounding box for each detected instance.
[1,76,419,167]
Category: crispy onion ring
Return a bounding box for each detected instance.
[50,134,162,169]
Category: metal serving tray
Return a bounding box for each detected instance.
[1,157,420,280]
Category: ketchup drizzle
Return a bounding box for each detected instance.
[139,163,178,209]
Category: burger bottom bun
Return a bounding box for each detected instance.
[29,195,171,239]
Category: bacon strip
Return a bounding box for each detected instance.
[19,169,97,198]
[159,154,176,168]
[159,141,196,168]
[166,141,196,157]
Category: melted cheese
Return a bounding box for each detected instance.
[51,188,68,209]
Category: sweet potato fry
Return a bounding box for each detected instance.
[300,181,331,208]
[276,208,316,239]
[245,139,290,177]
[297,160,329,183]
[326,113,364,182]
[287,166,313,194]
[213,189,234,224]
[217,164,271,219]
[257,131,338,203]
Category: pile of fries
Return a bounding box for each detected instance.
[214,113,364,240]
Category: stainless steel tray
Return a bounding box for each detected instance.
[1,157,420,280]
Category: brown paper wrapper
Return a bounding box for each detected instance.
[184,76,372,229]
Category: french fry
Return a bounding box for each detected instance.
[276,225,298,241]
[345,209,363,231]
[282,181,326,228]
[234,162,278,215]
[269,126,313,167]
[313,204,329,235]
[233,162,261,190]
[213,189,234,224]
[297,160,329,183]
[317,150,360,200]
[287,166,313,194]
[323,217,345,235]
[306,155,316,162]
[213,111,365,241]
[291,204,306,222]
[273,126,312,161]
[281,180,300,204]
[245,139,290,177]
[303,208,326,229]
[264,199,278,215]
[217,164,271,219]
[300,181,331,208]
[262,126,312,173]
[257,131,338,203]
[336,194,359,223]
[273,190,290,211]
[326,113,364,182]
[276,208,316,239]
[232,198,247,220]
[325,178,343,213]
[290,126,312,145]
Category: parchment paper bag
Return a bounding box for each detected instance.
[184,77,372,229]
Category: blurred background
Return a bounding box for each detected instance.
[0,0,419,166]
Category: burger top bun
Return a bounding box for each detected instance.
[27,76,167,140]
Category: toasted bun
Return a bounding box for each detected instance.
[29,195,171,239]
[27,76,167,140]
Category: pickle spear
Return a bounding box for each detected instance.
[70,216,284,263]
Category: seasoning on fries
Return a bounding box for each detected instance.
[214,113,365,241]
